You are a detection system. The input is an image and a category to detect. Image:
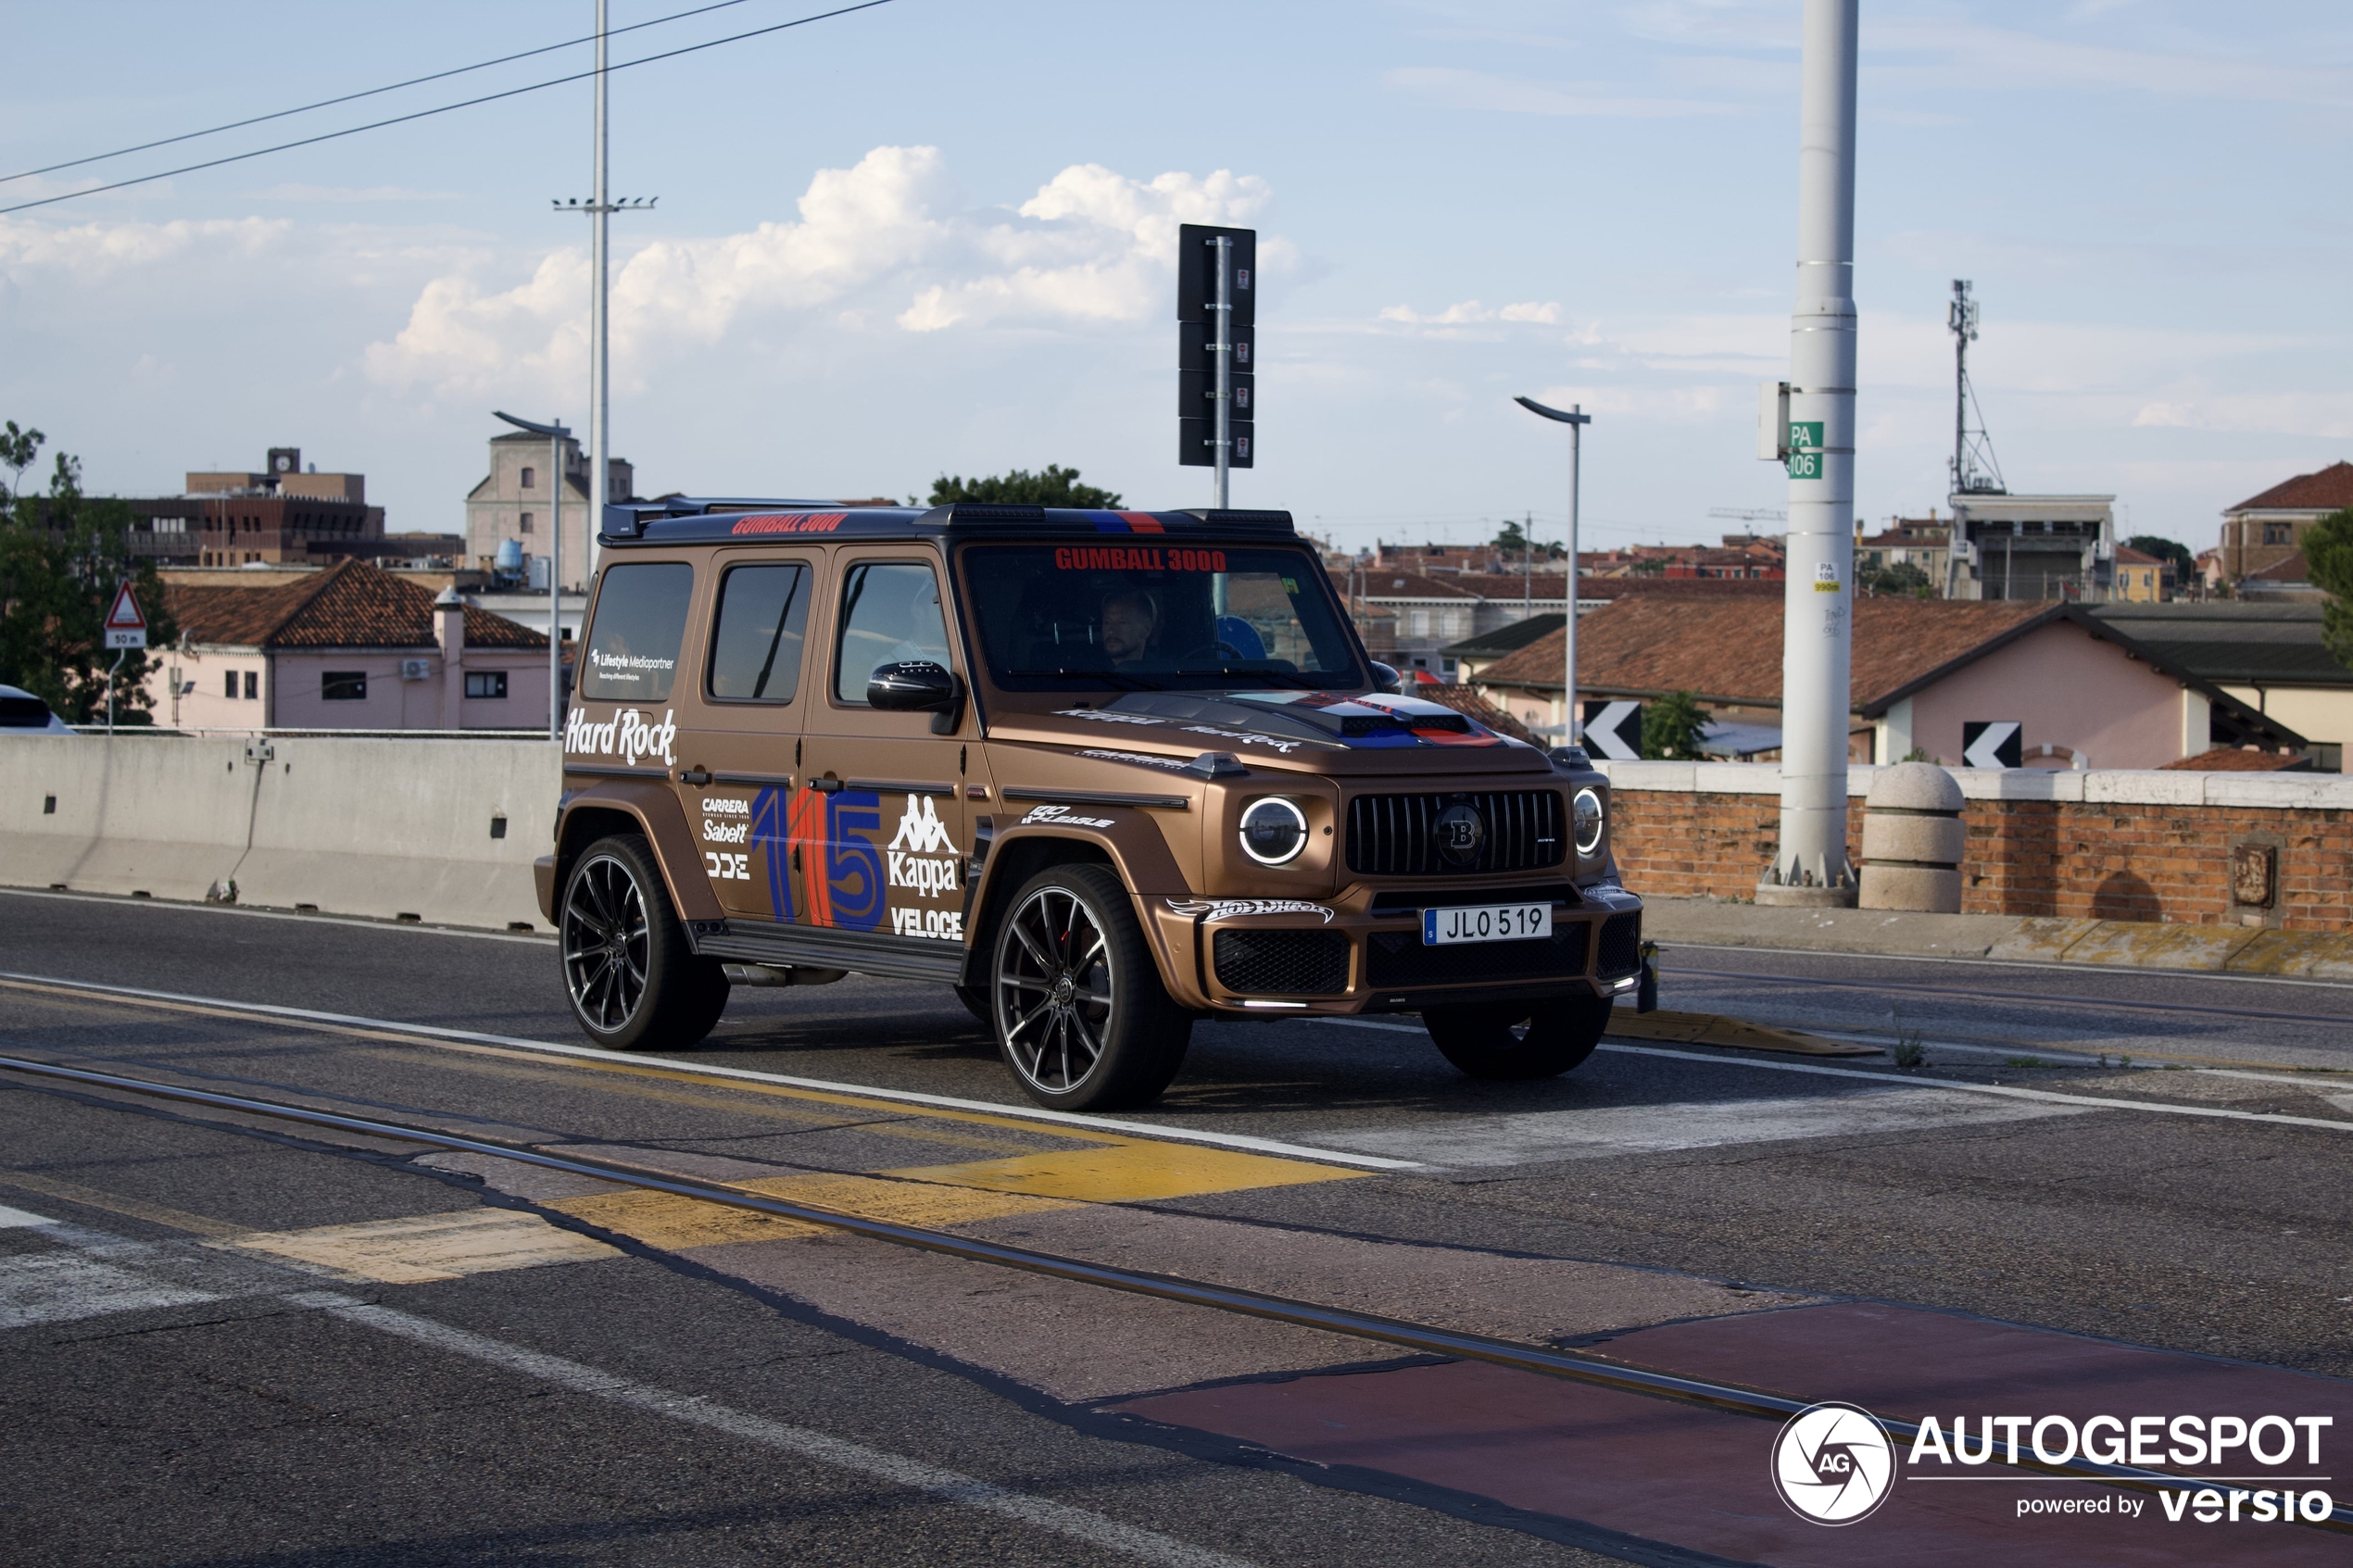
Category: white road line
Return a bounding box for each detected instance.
[0,886,549,944]
[1313,1090,2084,1167]
[0,972,1422,1172]
[0,1251,218,1328]
[294,1291,1259,1568]
[0,1203,60,1228]
[1312,1017,2353,1135]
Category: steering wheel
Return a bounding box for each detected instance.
[1176,640,1245,664]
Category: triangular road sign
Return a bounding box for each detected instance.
[104,582,147,649]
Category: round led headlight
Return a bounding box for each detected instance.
[1238,797,1310,866]
[1572,787,1605,858]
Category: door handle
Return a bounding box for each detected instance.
[812,776,842,794]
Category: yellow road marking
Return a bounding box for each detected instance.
[221,1210,618,1284]
[884,1143,1365,1202]
[546,1188,828,1248]
[1607,1010,1879,1058]
[545,1172,1076,1249]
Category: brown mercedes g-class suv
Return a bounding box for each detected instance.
[539,498,1643,1109]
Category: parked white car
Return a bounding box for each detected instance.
[0,684,70,734]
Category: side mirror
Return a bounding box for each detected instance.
[868,660,965,734]
[1368,661,1402,695]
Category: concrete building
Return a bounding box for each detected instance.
[1468,595,2304,771]
[2112,545,2173,603]
[465,428,634,592]
[112,446,386,567]
[1855,513,1951,593]
[1944,493,2116,601]
[150,558,550,732]
[2218,461,2353,584]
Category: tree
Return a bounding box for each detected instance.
[1641,689,1712,759]
[0,421,42,502]
[0,434,178,724]
[924,465,1122,508]
[2302,508,2353,671]
[2126,533,2196,584]
[1856,558,1931,597]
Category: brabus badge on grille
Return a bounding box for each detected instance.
[1434,802,1486,865]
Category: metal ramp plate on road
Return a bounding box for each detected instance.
[1606,1009,1880,1057]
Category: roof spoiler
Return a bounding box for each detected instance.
[601,497,850,538]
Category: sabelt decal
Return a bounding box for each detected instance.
[563,707,677,768]
[1077,747,1192,772]
[1166,897,1335,924]
[700,794,751,847]
[1021,803,1115,828]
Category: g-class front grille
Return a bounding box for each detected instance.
[1345,790,1565,877]
[1214,930,1351,995]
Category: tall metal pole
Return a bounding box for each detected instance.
[586,0,610,586]
[1565,412,1581,740]
[1212,235,1231,510]
[1762,0,1858,902]
[549,426,562,741]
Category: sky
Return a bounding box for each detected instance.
[1,0,2348,557]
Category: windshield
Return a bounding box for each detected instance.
[960,543,1366,693]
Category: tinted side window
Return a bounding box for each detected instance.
[834,562,948,705]
[581,563,693,702]
[707,563,811,703]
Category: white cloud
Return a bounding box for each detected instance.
[361,146,1277,394]
[0,214,290,273]
[1383,67,1740,118]
[1377,298,1565,327]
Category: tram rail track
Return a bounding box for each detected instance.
[3,1049,2347,1535]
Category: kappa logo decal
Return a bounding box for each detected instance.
[887,794,957,855]
[886,794,960,900]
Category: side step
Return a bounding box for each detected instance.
[691,921,965,985]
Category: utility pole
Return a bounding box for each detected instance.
[1760,0,1858,904]
[557,0,654,591]
[1515,397,1591,744]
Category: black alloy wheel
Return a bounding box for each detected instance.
[1422,993,1610,1080]
[560,834,729,1051]
[992,863,1189,1110]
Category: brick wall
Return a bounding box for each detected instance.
[1601,764,2353,930]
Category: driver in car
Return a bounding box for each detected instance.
[1099,587,1162,671]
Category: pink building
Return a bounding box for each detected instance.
[150,559,552,731]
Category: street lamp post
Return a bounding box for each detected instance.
[493,410,572,741]
[1514,395,1591,745]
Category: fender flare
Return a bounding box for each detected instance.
[960,814,1189,990]
[551,776,724,924]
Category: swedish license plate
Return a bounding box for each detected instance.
[1421,903,1552,946]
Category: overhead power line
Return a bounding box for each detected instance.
[0,0,894,218]
[0,0,763,188]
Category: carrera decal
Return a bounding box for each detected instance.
[729,512,846,534]
[1020,803,1115,828]
[1076,747,1191,773]
[563,707,677,768]
[1166,898,1336,924]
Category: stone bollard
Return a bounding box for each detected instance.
[1858,762,1965,913]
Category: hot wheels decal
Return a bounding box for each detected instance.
[1166,897,1335,924]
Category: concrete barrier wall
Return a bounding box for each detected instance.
[1595,760,2353,930]
[1,735,560,930]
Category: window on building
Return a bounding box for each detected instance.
[521,467,536,489]
[2264,522,2292,546]
[243,671,258,700]
[464,671,508,700]
[519,512,534,534]
[225,671,238,699]
[321,671,366,701]
[707,563,811,702]
[580,563,693,703]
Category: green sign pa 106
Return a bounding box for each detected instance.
[1785,421,1825,480]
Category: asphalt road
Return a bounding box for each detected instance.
[5,886,2351,1566]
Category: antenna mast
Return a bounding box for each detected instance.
[1948,280,2006,495]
